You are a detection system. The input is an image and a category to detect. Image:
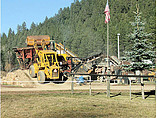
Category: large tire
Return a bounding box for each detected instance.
[29,65,36,78]
[37,71,45,84]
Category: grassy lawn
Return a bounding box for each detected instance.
[1,90,156,118]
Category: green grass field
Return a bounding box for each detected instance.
[1,90,156,118]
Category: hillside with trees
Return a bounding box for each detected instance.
[1,0,156,71]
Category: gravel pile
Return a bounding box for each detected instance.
[2,69,35,88]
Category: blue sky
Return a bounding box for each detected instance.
[1,0,75,35]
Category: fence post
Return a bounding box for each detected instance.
[107,71,110,98]
[89,76,92,95]
[141,73,145,99]
[155,78,156,101]
[71,75,74,94]
[129,79,131,100]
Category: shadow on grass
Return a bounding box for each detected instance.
[132,90,155,99]
[110,92,122,98]
[93,92,123,98]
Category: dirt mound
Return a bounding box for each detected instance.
[2,69,35,88]
[1,71,7,78]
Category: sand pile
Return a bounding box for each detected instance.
[1,71,7,78]
[2,69,36,88]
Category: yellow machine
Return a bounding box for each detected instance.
[148,71,156,81]
[55,43,81,64]
[27,35,68,83]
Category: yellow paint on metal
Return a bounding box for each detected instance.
[26,35,50,46]
[148,72,155,81]
[28,35,70,80]
[33,45,65,79]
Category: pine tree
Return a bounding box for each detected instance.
[22,22,27,31]
[30,22,36,30]
[1,33,8,70]
[17,24,22,33]
[122,5,155,72]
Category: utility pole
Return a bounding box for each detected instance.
[117,33,120,59]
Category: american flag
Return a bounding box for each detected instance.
[104,0,110,23]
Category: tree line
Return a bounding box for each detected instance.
[1,0,156,71]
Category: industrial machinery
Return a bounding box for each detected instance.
[14,35,120,83]
[14,35,71,83]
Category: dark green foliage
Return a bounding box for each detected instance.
[122,11,156,72]
[1,0,156,71]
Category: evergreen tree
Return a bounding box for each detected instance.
[30,22,36,30]
[22,22,27,31]
[44,16,48,23]
[17,24,22,33]
[122,7,155,72]
[1,33,8,70]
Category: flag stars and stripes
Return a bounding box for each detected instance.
[104,0,110,23]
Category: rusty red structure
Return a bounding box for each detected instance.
[13,46,44,69]
[13,46,73,76]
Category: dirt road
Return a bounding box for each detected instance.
[1,69,155,92]
[1,81,155,92]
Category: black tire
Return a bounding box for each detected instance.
[29,65,36,78]
[37,71,45,84]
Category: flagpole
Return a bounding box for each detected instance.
[107,21,109,70]
[104,0,110,98]
[107,18,110,98]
